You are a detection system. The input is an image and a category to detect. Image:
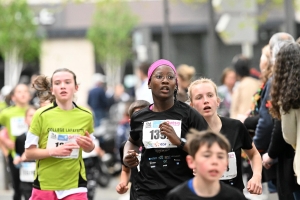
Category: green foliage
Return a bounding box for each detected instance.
[87,0,138,65]
[0,0,41,62]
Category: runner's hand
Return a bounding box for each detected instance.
[247,174,262,195]
[159,122,180,146]
[116,182,129,194]
[76,131,94,152]
[123,150,139,168]
[13,156,22,165]
[49,143,79,157]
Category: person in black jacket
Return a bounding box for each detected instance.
[262,120,300,200]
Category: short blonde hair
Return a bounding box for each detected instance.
[177,64,196,82]
[187,78,219,102]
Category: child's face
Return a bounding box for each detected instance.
[12,84,31,105]
[25,108,36,126]
[51,71,78,103]
[187,142,228,182]
[189,83,219,118]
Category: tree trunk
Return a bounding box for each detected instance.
[4,48,23,87]
[104,56,122,89]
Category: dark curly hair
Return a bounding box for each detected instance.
[270,42,300,119]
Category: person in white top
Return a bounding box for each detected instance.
[135,62,153,104]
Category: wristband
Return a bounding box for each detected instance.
[177,138,186,149]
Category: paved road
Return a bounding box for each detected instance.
[0,179,280,200]
[0,153,278,200]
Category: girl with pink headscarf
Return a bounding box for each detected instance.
[123,59,207,199]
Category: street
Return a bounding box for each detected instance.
[0,152,278,200]
[0,178,279,200]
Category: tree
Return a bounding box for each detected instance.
[87,0,138,88]
[0,0,40,87]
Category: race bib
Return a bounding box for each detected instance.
[46,131,80,159]
[142,120,181,149]
[10,117,28,136]
[220,152,237,180]
[20,162,35,182]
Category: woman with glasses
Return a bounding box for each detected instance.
[123,59,207,200]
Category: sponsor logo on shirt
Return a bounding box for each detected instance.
[155,148,170,153]
[165,120,181,126]
[145,122,151,128]
[148,157,157,160]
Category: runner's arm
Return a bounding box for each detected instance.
[243,142,262,194]
[123,137,140,168]
[25,145,51,160]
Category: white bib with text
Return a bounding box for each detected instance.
[46,131,80,159]
[220,152,237,180]
[142,120,181,149]
[20,162,35,182]
[10,117,28,136]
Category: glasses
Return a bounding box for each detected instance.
[152,74,176,81]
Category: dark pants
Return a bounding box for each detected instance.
[8,155,21,200]
[21,182,33,200]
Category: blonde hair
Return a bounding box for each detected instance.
[188,78,219,102]
[177,64,196,82]
[260,44,272,84]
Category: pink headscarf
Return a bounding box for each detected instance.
[147,59,177,85]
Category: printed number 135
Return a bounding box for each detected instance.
[150,130,166,140]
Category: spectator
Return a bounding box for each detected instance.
[217,68,236,117]
[135,62,153,104]
[176,64,196,103]
[230,55,261,119]
[87,73,109,127]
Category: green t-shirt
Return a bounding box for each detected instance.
[0,101,8,112]
[29,102,94,190]
[0,105,28,141]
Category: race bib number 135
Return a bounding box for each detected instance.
[142,120,181,149]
